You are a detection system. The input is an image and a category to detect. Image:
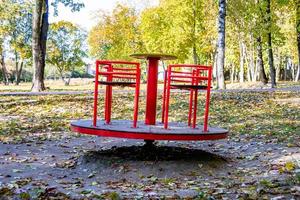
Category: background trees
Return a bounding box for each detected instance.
[88,5,143,60]
[47,21,86,85]
[88,0,300,88]
[31,0,84,91]
[0,0,299,89]
[0,0,32,85]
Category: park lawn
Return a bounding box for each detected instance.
[0,79,299,92]
[0,79,94,92]
[0,79,151,92]
[0,90,299,145]
[0,90,299,199]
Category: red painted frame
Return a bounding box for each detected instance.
[162,64,213,132]
[93,60,141,128]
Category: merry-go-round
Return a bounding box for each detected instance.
[71,53,228,144]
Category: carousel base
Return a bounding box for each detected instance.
[71,120,228,141]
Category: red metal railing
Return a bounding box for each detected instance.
[93,60,141,128]
[162,64,212,132]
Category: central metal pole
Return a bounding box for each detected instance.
[145,58,159,125]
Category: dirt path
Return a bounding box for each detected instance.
[0,134,299,199]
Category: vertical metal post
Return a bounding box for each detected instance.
[192,69,199,129]
[203,67,212,132]
[145,58,159,125]
[164,65,172,129]
[93,61,99,126]
[133,65,140,128]
[188,70,195,127]
[161,70,167,123]
[106,64,113,124]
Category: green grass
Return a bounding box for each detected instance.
[0,79,299,92]
[0,90,299,145]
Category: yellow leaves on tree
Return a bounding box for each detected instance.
[88,5,143,60]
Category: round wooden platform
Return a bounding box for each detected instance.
[71,120,228,141]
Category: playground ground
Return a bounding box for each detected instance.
[0,83,299,199]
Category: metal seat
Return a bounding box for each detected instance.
[170,84,208,90]
[93,60,141,128]
[162,64,213,131]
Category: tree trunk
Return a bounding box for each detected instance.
[256,36,268,84]
[295,64,300,82]
[192,0,199,65]
[212,51,218,81]
[65,76,71,86]
[239,41,245,83]
[14,51,23,85]
[31,0,48,92]
[216,0,226,89]
[249,34,256,81]
[276,55,282,82]
[60,72,66,84]
[230,64,235,83]
[265,0,276,87]
[193,45,199,65]
[16,61,23,85]
[296,0,300,81]
[0,47,9,85]
[267,32,276,87]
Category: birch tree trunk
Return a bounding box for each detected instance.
[239,41,245,83]
[295,64,300,81]
[296,0,300,81]
[31,0,48,92]
[216,0,226,89]
[230,64,235,83]
[249,35,256,81]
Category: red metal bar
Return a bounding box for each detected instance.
[171,71,193,75]
[192,89,198,129]
[105,64,113,124]
[170,79,192,83]
[99,71,137,75]
[112,67,137,71]
[104,66,109,123]
[164,66,172,129]
[145,58,159,125]
[188,89,194,127]
[111,75,136,79]
[192,70,199,129]
[203,68,212,132]
[162,70,167,123]
[170,75,209,80]
[93,62,99,126]
[97,60,140,65]
[133,66,141,128]
[170,64,212,69]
